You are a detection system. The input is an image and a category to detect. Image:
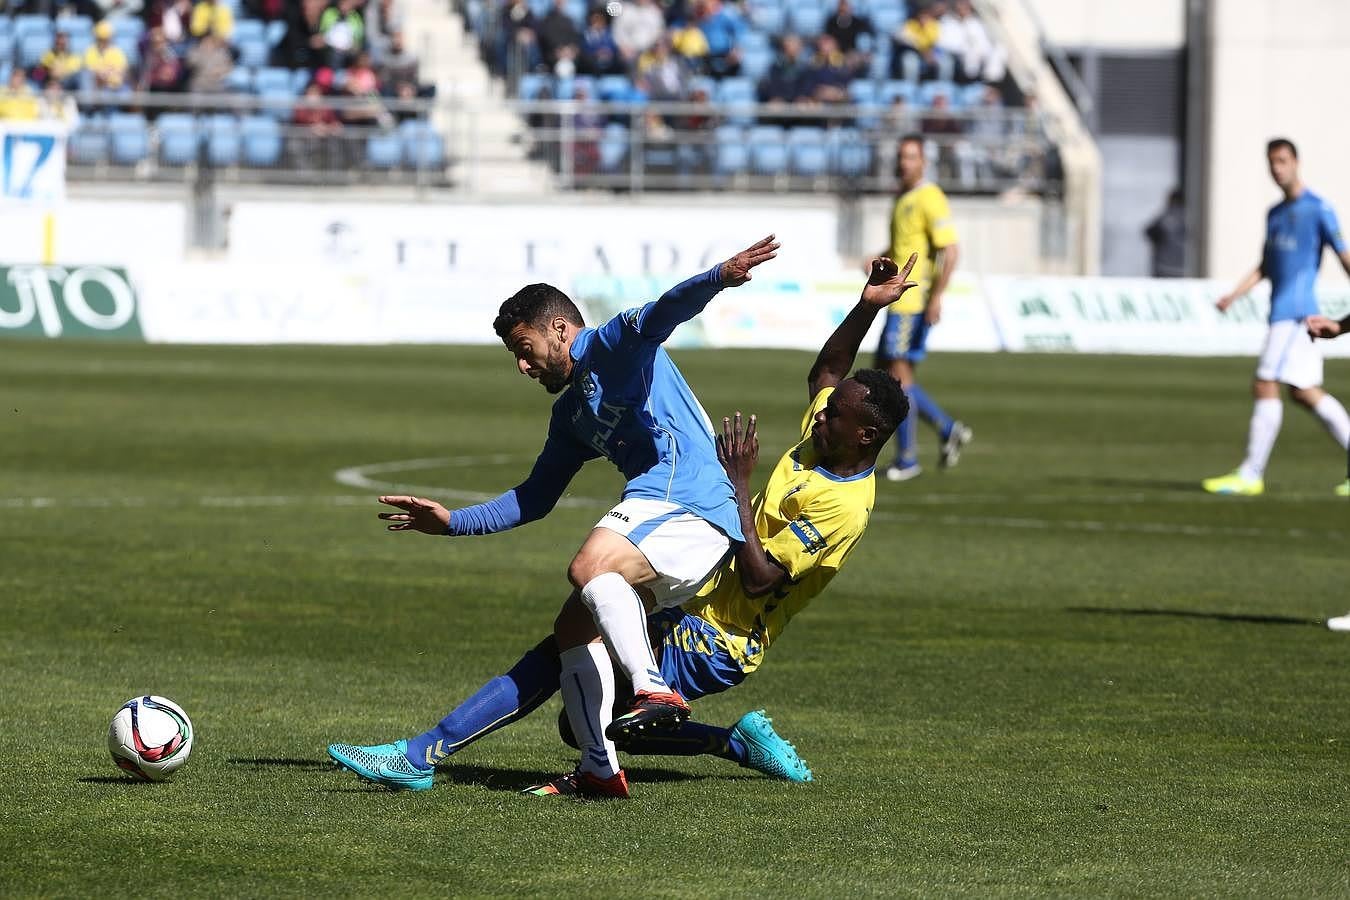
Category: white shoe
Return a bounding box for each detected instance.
[884,463,923,482]
[1327,613,1350,632]
[939,422,973,470]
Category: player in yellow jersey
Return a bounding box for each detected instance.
[875,134,971,482]
[327,255,917,796]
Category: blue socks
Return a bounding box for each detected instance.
[893,383,955,467]
[404,639,561,770]
[614,721,749,765]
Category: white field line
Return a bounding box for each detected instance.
[2,456,1342,541]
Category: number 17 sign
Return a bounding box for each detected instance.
[1,122,67,204]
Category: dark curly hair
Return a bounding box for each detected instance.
[492,283,585,342]
[851,368,910,441]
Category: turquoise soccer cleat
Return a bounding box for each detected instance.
[327,740,434,791]
[731,710,814,783]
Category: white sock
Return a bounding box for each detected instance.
[1312,394,1350,449]
[580,572,669,695]
[1238,398,1283,480]
[558,643,619,779]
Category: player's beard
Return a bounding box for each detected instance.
[538,346,571,394]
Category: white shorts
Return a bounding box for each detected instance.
[1256,319,1323,389]
[594,498,733,610]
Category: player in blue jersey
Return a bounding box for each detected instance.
[1204,139,1350,496]
[343,236,779,797]
[327,256,917,797]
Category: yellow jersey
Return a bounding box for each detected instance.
[887,181,958,314]
[683,387,874,673]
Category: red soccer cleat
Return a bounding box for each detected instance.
[605,689,691,742]
[522,768,631,799]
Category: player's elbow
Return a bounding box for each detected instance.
[739,570,786,599]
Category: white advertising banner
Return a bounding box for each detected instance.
[0,201,186,269]
[225,202,842,285]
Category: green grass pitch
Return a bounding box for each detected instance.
[1,341,1346,897]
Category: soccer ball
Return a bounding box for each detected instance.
[107,695,194,782]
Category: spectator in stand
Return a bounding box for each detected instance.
[579,9,622,77]
[39,78,79,126]
[138,26,184,92]
[670,18,709,73]
[613,0,665,67]
[377,31,419,88]
[538,0,582,77]
[497,0,541,76]
[245,0,286,20]
[692,0,742,77]
[93,0,142,19]
[155,0,195,53]
[84,21,130,90]
[0,68,40,121]
[279,0,329,70]
[40,31,83,90]
[320,0,367,69]
[825,0,873,57]
[937,0,1005,84]
[756,33,808,104]
[341,51,393,128]
[892,2,944,82]
[920,92,960,136]
[636,36,690,101]
[191,0,235,41]
[568,81,605,175]
[802,33,852,105]
[187,31,234,92]
[1145,189,1187,278]
[388,78,419,122]
[292,80,343,164]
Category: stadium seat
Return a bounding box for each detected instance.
[879,80,917,107]
[918,80,957,108]
[790,4,828,38]
[57,15,93,44]
[240,115,282,167]
[254,67,291,94]
[596,74,633,102]
[746,3,787,35]
[232,18,266,48]
[599,123,628,174]
[366,131,402,169]
[236,35,270,69]
[224,67,253,93]
[960,82,992,108]
[738,44,774,82]
[748,125,788,175]
[258,85,296,121]
[516,72,552,100]
[108,112,150,165]
[554,75,595,100]
[13,16,51,42]
[713,124,749,176]
[265,19,287,48]
[871,7,906,43]
[115,35,140,67]
[290,68,312,93]
[112,17,145,45]
[205,114,241,166]
[788,127,828,177]
[68,125,109,164]
[18,32,51,68]
[399,119,445,169]
[157,114,201,165]
[830,127,872,177]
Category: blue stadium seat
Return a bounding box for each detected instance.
[918,80,956,108]
[157,114,200,165]
[596,74,633,102]
[554,75,595,100]
[265,19,287,48]
[232,18,266,47]
[516,72,552,100]
[290,68,311,93]
[599,122,627,174]
[112,17,145,45]
[740,30,771,53]
[847,80,878,106]
[0,33,11,68]
[716,76,757,125]
[224,67,253,93]
[747,3,787,35]
[57,15,93,43]
[738,44,774,82]
[237,36,270,69]
[108,112,149,164]
[830,127,871,177]
[68,125,109,164]
[241,115,281,166]
[879,79,916,107]
[13,16,52,41]
[714,124,748,176]
[205,114,241,166]
[871,7,906,40]
[788,127,828,177]
[564,0,586,28]
[115,35,140,67]
[790,4,828,38]
[258,85,296,121]
[960,82,992,108]
[748,125,788,175]
[254,67,291,94]
[366,131,402,168]
[399,119,445,169]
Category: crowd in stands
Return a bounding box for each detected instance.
[465,0,1046,189]
[0,0,432,123]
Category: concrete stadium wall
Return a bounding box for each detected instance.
[1204,0,1350,282]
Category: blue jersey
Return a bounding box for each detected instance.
[448,265,743,544]
[1262,189,1347,322]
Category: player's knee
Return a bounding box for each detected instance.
[1290,386,1321,407]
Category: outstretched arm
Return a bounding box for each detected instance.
[634,234,781,343]
[716,412,788,598]
[1216,264,1264,313]
[808,253,917,398]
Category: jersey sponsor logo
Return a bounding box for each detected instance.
[788,517,827,555]
[579,371,597,399]
[606,510,631,523]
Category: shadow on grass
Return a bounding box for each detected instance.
[437,764,710,793]
[1068,606,1323,626]
[78,775,145,784]
[227,757,332,770]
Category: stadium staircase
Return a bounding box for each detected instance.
[405,0,555,193]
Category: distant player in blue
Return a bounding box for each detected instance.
[342,236,779,798]
[1204,138,1350,496]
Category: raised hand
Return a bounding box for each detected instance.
[860,252,918,309]
[715,411,759,484]
[720,234,781,287]
[378,495,452,534]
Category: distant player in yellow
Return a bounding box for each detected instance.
[876,134,971,482]
[327,255,918,795]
